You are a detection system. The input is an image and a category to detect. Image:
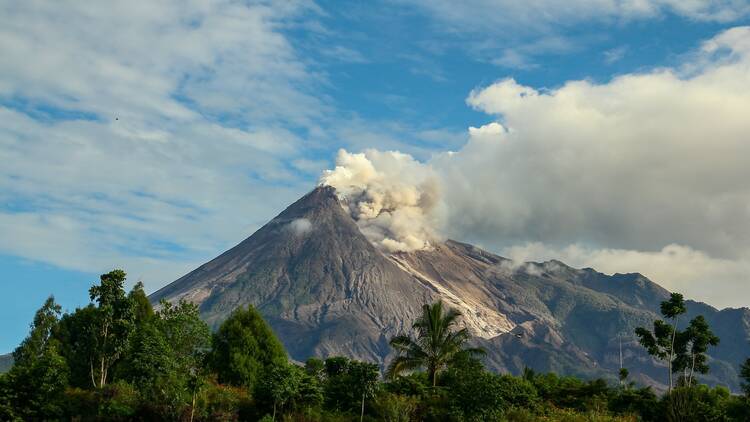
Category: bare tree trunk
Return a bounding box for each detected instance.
[90,359,97,388]
[360,391,365,422]
[272,401,276,421]
[619,335,623,388]
[190,388,197,422]
[100,357,106,387]
[98,322,109,388]
[669,318,678,392]
[689,352,696,385]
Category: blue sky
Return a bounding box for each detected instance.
[2,1,750,353]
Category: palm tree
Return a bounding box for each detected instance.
[386,301,485,386]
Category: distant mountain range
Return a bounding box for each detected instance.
[151,186,750,391]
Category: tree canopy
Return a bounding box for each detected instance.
[387,301,484,386]
[208,304,287,389]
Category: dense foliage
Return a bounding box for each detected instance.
[387,301,485,387]
[1,269,749,421]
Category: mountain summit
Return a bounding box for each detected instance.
[151,186,750,391]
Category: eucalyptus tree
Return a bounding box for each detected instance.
[674,315,719,385]
[635,293,687,391]
[2,297,69,419]
[88,269,135,388]
[740,358,750,397]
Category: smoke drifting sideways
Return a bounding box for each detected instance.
[319,149,444,252]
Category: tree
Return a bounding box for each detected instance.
[128,281,154,325]
[319,357,378,417]
[156,300,211,421]
[116,299,211,420]
[740,358,750,397]
[387,301,485,387]
[54,304,100,388]
[304,357,325,381]
[348,361,379,422]
[635,292,686,391]
[13,297,61,366]
[441,360,539,420]
[88,269,135,388]
[261,364,302,421]
[2,297,69,419]
[618,368,629,387]
[674,315,719,386]
[208,305,287,389]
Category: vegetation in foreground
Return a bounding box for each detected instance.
[1,269,750,421]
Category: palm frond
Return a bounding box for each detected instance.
[386,356,425,379]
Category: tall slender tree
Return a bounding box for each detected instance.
[674,315,719,385]
[387,301,484,387]
[88,269,134,387]
[740,357,750,397]
[3,297,69,419]
[635,292,686,391]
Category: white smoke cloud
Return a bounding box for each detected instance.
[319,27,750,308]
[288,218,313,237]
[319,149,443,252]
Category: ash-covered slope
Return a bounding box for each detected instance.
[152,186,750,391]
[400,241,749,390]
[151,186,440,362]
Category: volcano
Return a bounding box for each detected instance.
[151,186,750,391]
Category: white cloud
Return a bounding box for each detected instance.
[402,0,750,68]
[454,27,750,261]
[603,46,628,64]
[406,0,750,31]
[288,218,314,236]
[502,242,750,309]
[437,26,750,307]
[314,26,750,308]
[0,1,324,289]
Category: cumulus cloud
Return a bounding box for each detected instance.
[446,26,750,307]
[451,26,750,260]
[319,149,443,252]
[319,27,750,308]
[448,27,750,308]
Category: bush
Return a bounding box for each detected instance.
[663,384,735,422]
[442,365,540,420]
[373,392,418,422]
[194,382,252,422]
[98,381,140,419]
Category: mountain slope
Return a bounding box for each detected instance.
[152,187,750,391]
[152,186,440,362]
[0,353,12,373]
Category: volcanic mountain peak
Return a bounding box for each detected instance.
[152,186,512,339]
[152,186,750,391]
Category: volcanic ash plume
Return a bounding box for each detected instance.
[319,149,442,252]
